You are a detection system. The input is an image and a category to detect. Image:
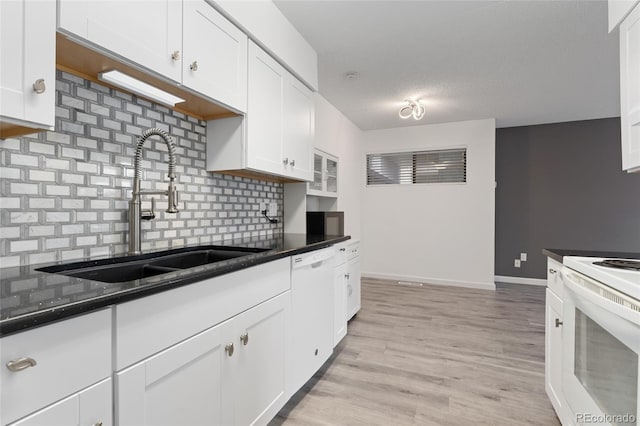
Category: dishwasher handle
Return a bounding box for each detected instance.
[292,249,334,269]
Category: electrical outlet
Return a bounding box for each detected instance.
[520,253,527,262]
[514,259,521,268]
[268,202,277,216]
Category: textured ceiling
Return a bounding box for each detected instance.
[274,0,620,130]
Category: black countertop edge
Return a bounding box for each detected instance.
[542,248,640,264]
[0,234,351,337]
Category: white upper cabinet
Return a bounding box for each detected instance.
[246,42,286,176]
[0,0,55,138]
[207,41,314,181]
[183,0,247,112]
[283,75,314,181]
[308,149,338,198]
[620,3,640,172]
[609,0,640,32]
[58,0,247,113]
[58,0,183,82]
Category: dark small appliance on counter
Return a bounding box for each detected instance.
[307,211,344,236]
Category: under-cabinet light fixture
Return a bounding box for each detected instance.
[399,99,425,120]
[98,70,185,107]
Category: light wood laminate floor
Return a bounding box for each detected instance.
[271,278,560,426]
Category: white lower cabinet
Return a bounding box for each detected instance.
[223,291,289,426]
[116,291,289,426]
[333,261,348,347]
[116,323,226,426]
[545,258,567,425]
[9,379,112,426]
[346,241,361,320]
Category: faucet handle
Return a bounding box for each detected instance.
[141,197,156,220]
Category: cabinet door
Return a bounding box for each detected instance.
[246,42,285,176]
[58,0,182,82]
[0,0,55,132]
[226,292,290,426]
[116,322,226,426]
[325,155,338,196]
[347,256,361,320]
[620,4,640,172]
[9,378,112,426]
[183,1,247,112]
[284,75,314,181]
[545,288,565,423]
[334,263,348,347]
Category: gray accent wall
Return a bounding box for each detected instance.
[0,71,283,268]
[495,118,640,279]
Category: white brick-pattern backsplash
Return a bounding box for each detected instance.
[0,71,283,267]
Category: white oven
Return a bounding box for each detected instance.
[561,261,640,426]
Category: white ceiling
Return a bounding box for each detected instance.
[273,0,621,130]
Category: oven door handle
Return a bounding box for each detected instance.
[563,267,640,327]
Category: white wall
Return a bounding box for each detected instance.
[361,119,496,290]
[313,94,363,240]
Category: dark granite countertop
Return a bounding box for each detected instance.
[542,248,640,264]
[0,233,350,337]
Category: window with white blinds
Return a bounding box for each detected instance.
[366,148,467,185]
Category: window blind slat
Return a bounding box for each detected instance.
[367,148,466,185]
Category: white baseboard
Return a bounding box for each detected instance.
[362,272,496,291]
[494,275,547,286]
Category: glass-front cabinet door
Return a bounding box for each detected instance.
[307,149,338,198]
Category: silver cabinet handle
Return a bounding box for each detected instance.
[290,159,296,166]
[549,268,557,274]
[283,158,289,165]
[555,318,563,328]
[240,332,249,346]
[171,50,180,61]
[190,61,198,71]
[345,273,350,279]
[225,343,234,357]
[6,357,37,372]
[339,248,346,252]
[93,422,103,426]
[32,79,46,94]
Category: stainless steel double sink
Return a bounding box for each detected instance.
[36,246,268,284]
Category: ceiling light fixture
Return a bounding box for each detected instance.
[399,99,425,120]
[98,70,185,107]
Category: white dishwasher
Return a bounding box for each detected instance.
[289,247,335,395]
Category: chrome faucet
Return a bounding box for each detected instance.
[128,128,179,255]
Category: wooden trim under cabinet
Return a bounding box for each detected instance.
[56,33,238,121]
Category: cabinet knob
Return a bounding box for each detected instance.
[283,158,289,165]
[190,61,199,71]
[290,159,296,166]
[225,343,234,357]
[555,318,563,328]
[240,332,249,346]
[32,79,46,94]
[549,268,557,274]
[171,50,180,61]
[339,248,346,252]
[93,422,103,426]
[345,273,350,279]
[6,357,37,372]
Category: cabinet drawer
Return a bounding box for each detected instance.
[115,257,290,370]
[0,309,112,425]
[547,258,563,296]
